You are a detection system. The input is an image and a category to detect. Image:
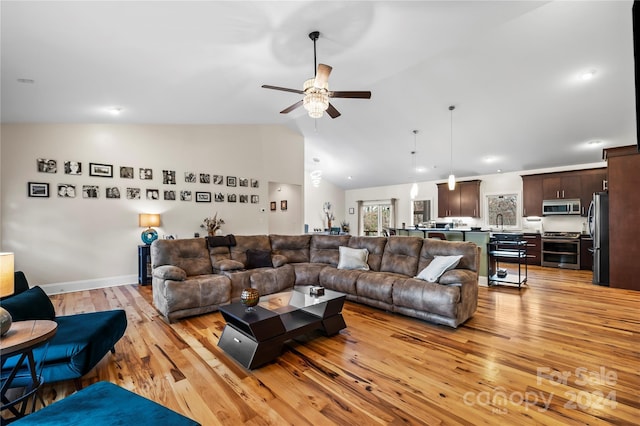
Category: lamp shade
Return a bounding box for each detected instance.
[139,213,160,228]
[0,252,15,298]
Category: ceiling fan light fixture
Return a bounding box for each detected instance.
[303,78,329,118]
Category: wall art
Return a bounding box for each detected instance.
[120,166,134,179]
[213,175,224,185]
[270,201,276,211]
[139,168,153,180]
[196,192,211,202]
[180,190,192,201]
[64,161,82,175]
[106,187,121,199]
[28,182,49,197]
[239,178,248,187]
[89,163,113,178]
[349,208,355,214]
[126,188,141,200]
[251,195,259,204]
[214,192,224,202]
[164,190,176,201]
[37,158,57,173]
[184,172,196,183]
[82,185,99,198]
[163,170,176,185]
[57,184,76,198]
[226,176,237,187]
[239,194,248,203]
[200,173,211,184]
[227,193,237,203]
[281,200,287,211]
[146,189,160,200]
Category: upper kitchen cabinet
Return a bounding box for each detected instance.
[542,173,581,200]
[437,180,481,217]
[522,168,607,217]
[522,175,543,217]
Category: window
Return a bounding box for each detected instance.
[362,203,391,236]
[412,199,431,226]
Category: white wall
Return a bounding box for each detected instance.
[268,182,303,234]
[346,162,606,234]
[1,123,303,289]
[304,171,345,231]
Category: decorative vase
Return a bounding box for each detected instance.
[327,220,332,230]
[240,288,260,312]
[0,307,12,336]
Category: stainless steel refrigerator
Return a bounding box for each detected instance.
[587,192,609,285]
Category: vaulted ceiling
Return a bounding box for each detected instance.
[1,1,636,189]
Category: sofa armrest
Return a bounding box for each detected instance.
[212,259,244,272]
[272,254,288,268]
[438,269,476,285]
[153,265,187,281]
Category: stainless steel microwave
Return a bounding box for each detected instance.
[542,199,581,215]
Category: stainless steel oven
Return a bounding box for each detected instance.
[541,232,581,269]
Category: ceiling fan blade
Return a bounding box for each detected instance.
[326,103,341,119]
[329,91,372,99]
[314,64,332,88]
[280,100,304,114]
[262,85,304,95]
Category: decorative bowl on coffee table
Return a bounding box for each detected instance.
[240,288,260,312]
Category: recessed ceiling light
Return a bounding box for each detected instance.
[17,78,35,84]
[580,70,597,81]
[497,169,502,173]
[347,176,353,180]
[587,139,603,146]
[108,107,123,115]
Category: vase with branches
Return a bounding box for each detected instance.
[323,202,335,229]
[201,212,225,236]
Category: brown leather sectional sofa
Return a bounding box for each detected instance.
[150,234,480,328]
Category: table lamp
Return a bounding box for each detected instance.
[0,252,15,335]
[139,213,161,245]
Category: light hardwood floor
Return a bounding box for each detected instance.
[37,266,638,425]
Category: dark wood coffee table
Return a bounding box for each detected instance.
[218,286,346,369]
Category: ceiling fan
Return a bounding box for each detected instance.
[262,31,372,119]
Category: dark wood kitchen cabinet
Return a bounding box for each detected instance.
[542,173,581,200]
[437,180,481,217]
[524,233,541,266]
[522,175,543,216]
[579,168,608,215]
[580,235,593,271]
[604,146,640,291]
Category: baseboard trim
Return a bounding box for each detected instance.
[478,276,488,287]
[40,275,137,295]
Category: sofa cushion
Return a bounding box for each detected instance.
[337,246,370,270]
[380,236,423,276]
[151,238,213,276]
[355,272,405,305]
[393,278,461,318]
[418,239,478,273]
[319,267,363,295]
[249,265,295,295]
[272,254,288,268]
[270,234,311,263]
[310,235,351,266]
[164,275,231,312]
[1,286,56,321]
[230,235,271,266]
[415,255,463,282]
[212,259,244,272]
[245,249,273,269]
[347,236,387,271]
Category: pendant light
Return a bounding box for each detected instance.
[448,105,456,191]
[410,130,419,199]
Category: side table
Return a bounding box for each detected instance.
[138,244,152,285]
[1,320,57,422]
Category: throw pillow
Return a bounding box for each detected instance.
[245,249,273,269]
[1,286,56,321]
[415,255,463,283]
[337,246,370,270]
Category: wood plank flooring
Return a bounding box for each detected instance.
[33,266,639,425]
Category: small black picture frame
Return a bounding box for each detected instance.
[281,200,287,211]
[270,201,276,211]
[349,207,355,214]
[28,182,49,197]
[89,163,113,178]
[196,191,211,202]
[227,176,237,187]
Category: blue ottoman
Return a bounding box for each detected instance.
[12,381,200,425]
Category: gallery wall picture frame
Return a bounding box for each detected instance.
[164,190,176,201]
[185,172,196,183]
[227,193,237,203]
[250,179,259,188]
[281,200,287,211]
[163,170,176,185]
[251,195,259,204]
[57,184,76,198]
[196,191,211,202]
[226,176,237,187]
[37,158,57,173]
[146,189,160,200]
[213,175,224,185]
[64,161,82,175]
[120,166,134,179]
[89,163,113,178]
[180,190,193,201]
[28,182,49,197]
[214,192,224,202]
[239,178,248,187]
[139,168,153,180]
[105,187,121,199]
[270,201,276,211]
[349,208,355,214]
[126,188,141,200]
[82,185,99,198]
[239,194,248,203]
[200,173,211,184]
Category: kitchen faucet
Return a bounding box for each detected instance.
[496,213,504,231]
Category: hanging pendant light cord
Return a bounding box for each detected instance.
[449,106,454,175]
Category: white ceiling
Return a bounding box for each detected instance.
[1,1,636,190]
